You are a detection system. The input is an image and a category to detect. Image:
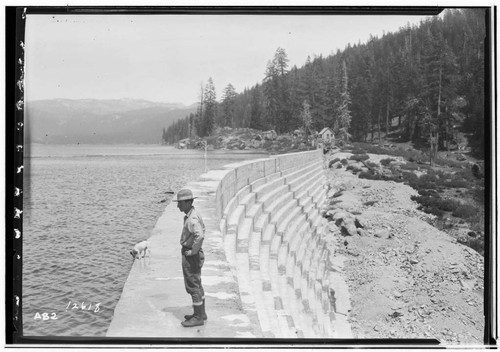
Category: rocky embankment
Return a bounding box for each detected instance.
[177,127,317,153]
[323,152,484,344]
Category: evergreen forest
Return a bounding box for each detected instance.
[162,9,488,158]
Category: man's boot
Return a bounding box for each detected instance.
[184,299,207,321]
[181,305,204,327]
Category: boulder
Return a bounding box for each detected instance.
[263,130,278,141]
[251,138,262,148]
[374,229,390,238]
[457,236,468,244]
[323,210,335,221]
[380,169,394,178]
[333,210,354,223]
[357,228,368,236]
[354,216,369,229]
[341,221,359,236]
[335,215,358,237]
[328,160,338,168]
[328,222,340,234]
[391,161,404,170]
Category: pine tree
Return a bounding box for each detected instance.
[220,83,237,127]
[194,83,205,137]
[349,46,374,141]
[460,9,486,157]
[336,60,352,142]
[162,8,486,158]
[300,100,313,141]
[249,85,264,130]
[203,77,217,136]
[263,47,291,133]
[420,19,460,164]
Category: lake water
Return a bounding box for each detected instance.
[22,144,267,337]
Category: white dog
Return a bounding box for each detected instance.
[130,240,150,259]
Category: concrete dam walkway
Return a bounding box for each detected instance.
[106,150,352,339]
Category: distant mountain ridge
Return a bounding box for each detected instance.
[25,99,197,144]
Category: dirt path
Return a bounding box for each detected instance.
[324,153,484,345]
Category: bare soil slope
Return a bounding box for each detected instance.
[324,153,484,344]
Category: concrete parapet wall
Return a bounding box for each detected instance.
[216,151,320,219]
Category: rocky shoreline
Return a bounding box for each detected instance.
[322,151,485,344]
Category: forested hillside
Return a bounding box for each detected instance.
[163,9,487,158]
[26,99,196,144]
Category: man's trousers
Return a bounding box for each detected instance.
[181,248,205,304]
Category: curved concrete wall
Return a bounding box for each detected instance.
[188,150,350,338]
[107,150,351,339]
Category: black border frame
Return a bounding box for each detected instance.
[5,5,496,347]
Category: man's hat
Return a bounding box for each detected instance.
[173,189,197,202]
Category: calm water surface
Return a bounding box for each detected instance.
[22,144,267,337]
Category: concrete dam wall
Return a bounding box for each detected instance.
[216,150,335,337]
[107,150,351,339]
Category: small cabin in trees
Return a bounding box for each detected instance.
[319,127,334,143]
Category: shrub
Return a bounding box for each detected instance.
[341,159,348,165]
[436,198,461,212]
[402,171,419,185]
[351,147,368,155]
[435,157,464,169]
[427,206,444,217]
[416,203,444,217]
[411,194,461,214]
[359,171,382,180]
[349,154,370,162]
[444,178,469,188]
[262,140,273,149]
[429,206,444,217]
[395,148,427,162]
[454,169,478,184]
[328,158,340,168]
[380,158,396,166]
[468,187,485,204]
[351,142,430,162]
[426,168,446,179]
[366,161,378,169]
[400,162,421,171]
[418,189,439,197]
[353,143,388,155]
[411,195,433,207]
[413,174,438,190]
[467,238,484,255]
[358,171,370,179]
[452,204,479,220]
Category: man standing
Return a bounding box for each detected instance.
[174,188,207,327]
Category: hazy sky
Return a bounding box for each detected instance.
[25,12,437,105]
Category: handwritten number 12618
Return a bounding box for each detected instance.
[66,301,101,313]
